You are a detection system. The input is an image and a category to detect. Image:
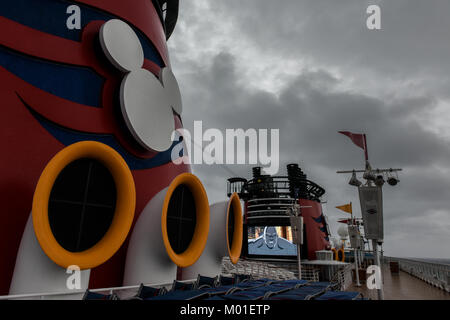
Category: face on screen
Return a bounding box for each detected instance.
[264,226,278,249]
[248,226,297,256]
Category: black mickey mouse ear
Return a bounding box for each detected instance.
[153,0,180,40]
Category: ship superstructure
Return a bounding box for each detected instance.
[227,164,331,261]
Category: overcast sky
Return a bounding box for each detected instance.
[167,0,450,259]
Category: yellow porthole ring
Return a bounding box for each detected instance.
[227,193,243,264]
[161,173,210,268]
[331,248,338,261]
[32,141,136,270]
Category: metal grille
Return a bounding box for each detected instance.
[221,257,320,282]
[246,197,296,218]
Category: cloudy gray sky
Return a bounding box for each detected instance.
[167,0,450,259]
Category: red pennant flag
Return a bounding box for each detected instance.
[338,131,369,160]
[338,218,356,224]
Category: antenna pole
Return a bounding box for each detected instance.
[372,240,385,300]
[364,134,369,161]
[354,246,361,287]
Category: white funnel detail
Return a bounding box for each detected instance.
[123,187,175,285]
[123,173,209,286]
[9,215,90,298]
[181,193,243,279]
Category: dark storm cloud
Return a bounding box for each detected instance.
[169,1,450,258]
[215,0,450,82]
[180,52,449,169]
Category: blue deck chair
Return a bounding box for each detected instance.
[267,286,327,300]
[195,275,218,289]
[234,274,252,284]
[145,289,209,301]
[304,281,338,291]
[218,275,235,286]
[199,285,236,296]
[171,280,195,291]
[305,281,333,287]
[269,279,310,289]
[231,280,286,293]
[234,280,269,289]
[311,281,337,287]
[130,284,167,300]
[82,290,119,300]
[315,291,362,300]
[253,278,275,284]
[200,280,267,297]
[220,291,266,300]
[275,279,309,286]
[204,295,226,301]
[223,283,296,301]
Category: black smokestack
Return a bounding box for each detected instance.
[287,163,307,199]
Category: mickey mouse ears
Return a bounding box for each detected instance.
[120,69,175,152]
[99,19,183,152]
[161,67,182,115]
[100,19,144,72]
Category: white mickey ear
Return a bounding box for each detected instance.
[161,67,183,115]
[100,19,144,73]
[120,69,175,152]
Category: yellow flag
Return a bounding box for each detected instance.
[336,203,352,214]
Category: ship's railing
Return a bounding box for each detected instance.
[331,263,353,291]
[0,278,196,300]
[384,257,450,293]
[222,257,320,282]
[246,197,297,218]
[227,176,325,201]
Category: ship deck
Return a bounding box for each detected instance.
[348,265,450,300]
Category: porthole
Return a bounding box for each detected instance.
[32,141,135,269]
